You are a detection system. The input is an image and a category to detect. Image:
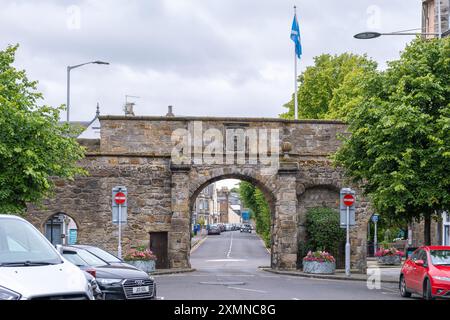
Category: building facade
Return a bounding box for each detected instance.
[192,184,215,226]
[422,0,450,37]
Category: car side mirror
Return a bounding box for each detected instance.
[415,259,424,267]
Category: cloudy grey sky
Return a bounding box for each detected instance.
[0,0,421,121]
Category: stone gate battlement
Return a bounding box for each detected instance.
[27,115,371,272]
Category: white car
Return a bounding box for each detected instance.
[0,214,93,300]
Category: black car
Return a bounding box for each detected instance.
[61,245,156,300]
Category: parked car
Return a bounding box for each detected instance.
[0,214,93,300]
[240,224,252,233]
[72,245,130,268]
[83,271,104,300]
[399,246,450,300]
[208,224,221,235]
[61,245,156,300]
[217,223,225,232]
[225,224,233,231]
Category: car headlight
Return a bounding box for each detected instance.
[0,286,21,300]
[97,278,123,285]
[433,276,450,282]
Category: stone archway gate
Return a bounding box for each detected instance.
[26,116,371,271]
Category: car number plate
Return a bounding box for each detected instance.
[132,286,150,294]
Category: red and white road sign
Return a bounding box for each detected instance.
[343,194,355,207]
[114,192,126,205]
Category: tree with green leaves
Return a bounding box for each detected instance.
[334,37,450,245]
[0,45,86,214]
[280,53,378,120]
[238,181,271,247]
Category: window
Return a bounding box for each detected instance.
[430,250,450,266]
[85,247,121,263]
[0,218,62,265]
[62,249,106,267]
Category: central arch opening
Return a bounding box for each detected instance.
[188,175,275,273]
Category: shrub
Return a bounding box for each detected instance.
[304,207,345,255]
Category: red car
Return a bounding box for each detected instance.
[400,246,450,299]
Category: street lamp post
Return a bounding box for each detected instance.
[355,7,443,40]
[66,61,109,123]
[354,31,440,39]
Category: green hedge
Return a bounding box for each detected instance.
[298,207,345,267]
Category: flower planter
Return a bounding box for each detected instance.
[124,260,156,273]
[378,255,401,265]
[303,261,336,274]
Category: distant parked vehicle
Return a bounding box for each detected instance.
[225,224,233,231]
[61,245,157,300]
[208,224,221,235]
[399,246,450,300]
[217,223,225,232]
[240,224,252,233]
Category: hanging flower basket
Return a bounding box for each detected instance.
[302,251,336,274]
[375,248,404,265]
[123,245,157,273]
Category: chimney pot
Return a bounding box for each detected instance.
[166,105,174,117]
[124,102,135,116]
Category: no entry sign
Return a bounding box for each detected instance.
[343,194,355,207]
[114,192,126,205]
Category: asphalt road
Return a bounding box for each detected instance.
[155,230,405,300]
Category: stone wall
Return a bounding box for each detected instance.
[26,116,374,271]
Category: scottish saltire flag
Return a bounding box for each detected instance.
[290,14,302,59]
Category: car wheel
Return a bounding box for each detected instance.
[423,278,434,300]
[399,275,411,298]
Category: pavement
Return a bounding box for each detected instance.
[191,229,208,250]
[154,230,409,300]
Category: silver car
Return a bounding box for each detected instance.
[0,215,93,300]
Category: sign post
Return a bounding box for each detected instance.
[340,188,356,277]
[372,214,379,256]
[112,186,127,259]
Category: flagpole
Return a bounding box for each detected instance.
[294,6,298,120]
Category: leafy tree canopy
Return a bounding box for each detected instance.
[333,37,450,241]
[280,53,378,120]
[0,45,86,214]
[238,181,271,247]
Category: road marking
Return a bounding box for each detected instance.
[190,236,208,253]
[200,281,245,286]
[292,298,301,300]
[215,274,255,277]
[205,259,246,262]
[227,286,267,293]
[226,231,233,258]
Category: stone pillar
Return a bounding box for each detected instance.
[169,163,191,269]
[272,162,299,269]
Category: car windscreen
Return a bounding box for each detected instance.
[63,251,89,267]
[430,250,450,266]
[0,218,62,265]
[64,249,108,267]
[85,246,121,263]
